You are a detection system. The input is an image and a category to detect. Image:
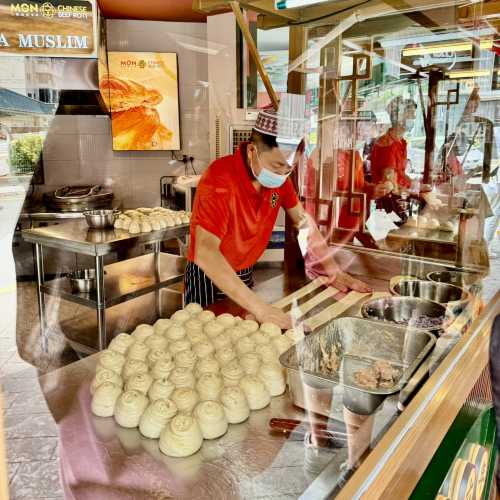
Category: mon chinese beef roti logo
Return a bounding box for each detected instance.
[10,1,90,18]
[120,58,161,69]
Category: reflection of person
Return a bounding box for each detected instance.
[184,109,371,329]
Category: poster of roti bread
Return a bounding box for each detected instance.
[101,52,181,151]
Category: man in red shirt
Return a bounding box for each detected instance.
[185,109,371,329]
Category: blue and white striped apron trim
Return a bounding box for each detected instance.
[184,261,254,308]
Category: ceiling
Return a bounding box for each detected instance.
[97,0,209,22]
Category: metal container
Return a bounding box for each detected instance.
[280,317,435,416]
[361,296,447,333]
[426,270,481,289]
[44,185,114,212]
[67,269,96,293]
[83,209,117,229]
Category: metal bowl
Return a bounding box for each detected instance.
[426,270,481,289]
[83,209,117,229]
[67,269,96,293]
[361,296,448,332]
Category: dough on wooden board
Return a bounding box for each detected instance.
[139,398,177,439]
[159,414,203,458]
[220,386,250,424]
[91,381,122,417]
[194,400,228,440]
[114,390,149,428]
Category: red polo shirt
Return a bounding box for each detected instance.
[188,143,299,271]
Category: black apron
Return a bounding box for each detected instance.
[183,261,254,308]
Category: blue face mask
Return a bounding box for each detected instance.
[405,119,415,132]
[251,149,291,188]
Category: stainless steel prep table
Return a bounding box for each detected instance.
[22,220,190,351]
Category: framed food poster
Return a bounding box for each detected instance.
[101,52,181,150]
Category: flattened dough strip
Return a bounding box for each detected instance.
[273,277,327,309]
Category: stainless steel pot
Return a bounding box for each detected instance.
[426,270,481,289]
[83,209,117,229]
[67,269,96,293]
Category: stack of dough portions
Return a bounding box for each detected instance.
[139,399,177,439]
[159,414,203,458]
[114,390,148,428]
[220,386,250,424]
[92,381,122,417]
[194,401,228,439]
[240,375,271,410]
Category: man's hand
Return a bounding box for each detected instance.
[251,303,293,330]
[327,271,372,293]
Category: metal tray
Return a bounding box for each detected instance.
[280,317,435,415]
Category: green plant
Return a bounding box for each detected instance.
[9,134,43,168]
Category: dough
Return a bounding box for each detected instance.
[151,218,161,231]
[250,332,271,345]
[184,303,203,316]
[121,218,131,231]
[145,334,168,351]
[196,372,223,401]
[192,340,215,359]
[215,347,237,365]
[220,386,250,424]
[129,220,141,234]
[97,349,126,375]
[114,390,149,428]
[255,343,279,364]
[417,215,429,228]
[187,330,209,345]
[171,310,191,324]
[169,367,196,389]
[149,377,176,401]
[260,322,282,338]
[195,357,220,378]
[204,321,225,339]
[127,342,150,362]
[108,333,134,355]
[440,221,455,232]
[226,326,248,344]
[239,352,261,376]
[125,372,153,395]
[194,400,228,440]
[172,387,199,413]
[91,381,122,417]
[147,348,170,367]
[139,398,178,439]
[284,328,304,345]
[212,333,231,350]
[184,319,203,332]
[174,350,198,370]
[169,339,192,356]
[239,375,271,410]
[427,217,440,230]
[197,310,216,323]
[159,414,203,457]
[258,363,286,396]
[272,335,294,356]
[166,325,186,342]
[217,313,236,328]
[122,359,149,380]
[131,324,154,341]
[240,320,259,333]
[140,221,152,233]
[236,336,256,356]
[90,369,123,395]
[151,358,175,379]
[221,360,244,387]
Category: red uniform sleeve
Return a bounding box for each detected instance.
[280,177,299,209]
[191,182,230,241]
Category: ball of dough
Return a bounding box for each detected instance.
[195,357,220,378]
[217,313,236,328]
[139,398,178,439]
[121,359,148,381]
[258,363,286,396]
[153,318,172,336]
[240,319,259,333]
[97,349,126,375]
[186,330,209,345]
[221,360,244,387]
[215,347,237,365]
[272,335,294,356]
[171,310,191,324]
[151,358,174,380]
[159,414,203,458]
[169,339,192,356]
[284,328,304,345]
[108,333,134,355]
[196,372,223,401]
[427,218,440,230]
[194,400,228,440]
[184,303,203,316]
[250,332,271,345]
[255,343,279,364]
[172,387,200,413]
[417,215,429,228]
[236,336,255,356]
[91,368,123,395]
[125,372,153,395]
[192,340,215,359]
[114,390,148,428]
[226,326,248,344]
[212,334,232,350]
[240,375,271,410]
[166,325,186,342]
[127,342,149,362]
[184,319,203,332]
[174,350,197,371]
[145,334,168,351]
[128,220,141,234]
[169,367,196,389]
[131,324,154,341]
[197,310,216,323]
[149,377,175,401]
[260,322,282,338]
[147,348,170,367]
[220,386,250,424]
[239,352,261,376]
[440,221,455,232]
[91,381,122,417]
[204,321,225,339]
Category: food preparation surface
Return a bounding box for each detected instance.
[387,226,457,245]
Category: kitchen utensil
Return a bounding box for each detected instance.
[67,269,96,293]
[83,209,117,229]
[427,270,481,289]
[44,185,114,212]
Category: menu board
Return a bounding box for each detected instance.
[101,52,181,151]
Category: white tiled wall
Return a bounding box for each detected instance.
[41,20,210,208]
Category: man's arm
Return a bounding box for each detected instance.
[286,202,372,293]
[194,225,293,329]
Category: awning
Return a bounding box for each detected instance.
[0,88,55,116]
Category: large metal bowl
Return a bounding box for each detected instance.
[67,269,96,293]
[426,270,481,289]
[83,209,117,229]
[361,296,447,332]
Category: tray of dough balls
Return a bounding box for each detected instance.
[90,303,296,458]
[114,207,191,234]
[388,213,458,244]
